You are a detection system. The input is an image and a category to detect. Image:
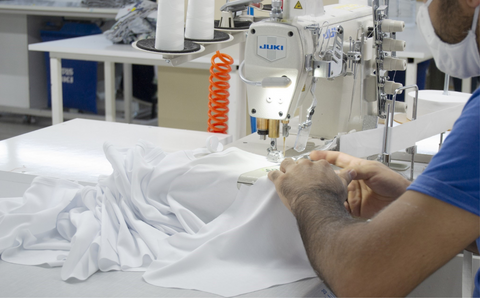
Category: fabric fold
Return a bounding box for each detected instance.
[0,140,317,297]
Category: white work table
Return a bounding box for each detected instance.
[0,119,475,297]
[0,119,233,184]
[0,118,334,297]
[28,34,247,140]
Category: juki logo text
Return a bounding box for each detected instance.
[323,28,336,39]
[259,44,284,51]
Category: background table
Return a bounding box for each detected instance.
[28,34,247,140]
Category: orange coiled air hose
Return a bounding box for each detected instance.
[208,51,234,134]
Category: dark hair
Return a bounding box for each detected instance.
[437,0,474,43]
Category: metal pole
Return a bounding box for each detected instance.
[439,132,445,150]
[443,74,450,96]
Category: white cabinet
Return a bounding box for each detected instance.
[0,3,117,114]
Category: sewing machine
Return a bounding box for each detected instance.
[238,0,408,162]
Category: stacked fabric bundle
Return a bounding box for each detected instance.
[103,0,157,44]
[0,140,317,297]
[82,0,136,8]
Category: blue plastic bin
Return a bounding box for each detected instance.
[41,23,102,114]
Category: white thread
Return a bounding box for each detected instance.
[155,0,184,51]
[185,0,215,40]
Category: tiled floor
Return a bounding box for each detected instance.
[0,113,52,141]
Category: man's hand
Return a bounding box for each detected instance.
[267,153,480,297]
[268,158,354,214]
[310,151,411,219]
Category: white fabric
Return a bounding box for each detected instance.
[0,140,316,297]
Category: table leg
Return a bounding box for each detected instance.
[104,61,116,122]
[50,57,63,124]
[123,63,132,123]
[405,58,418,119]
[462,250,473,297]
[461,78,471,93]
[405,58,417,88]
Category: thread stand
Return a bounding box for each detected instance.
[186,30,231,44]
[132,31,244,66]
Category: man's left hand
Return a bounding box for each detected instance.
[268,158,355,213]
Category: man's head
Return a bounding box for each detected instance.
[417,0,480,78]
[427,0,480,48]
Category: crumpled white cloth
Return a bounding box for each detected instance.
[0,140,316,297]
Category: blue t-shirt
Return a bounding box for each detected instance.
[407,88,480,297]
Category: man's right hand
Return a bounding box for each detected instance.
[310,151,411,219]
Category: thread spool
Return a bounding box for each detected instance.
[383,57,407,71]
[186,0,215,40]
[155,0,184,51]
[381,19,405,33]
[382,38,406,52]
[384,81,403,95]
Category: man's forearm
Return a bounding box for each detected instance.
[291,190,480,297]
[293,190,360,289]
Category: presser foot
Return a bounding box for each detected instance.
[266,150,284,163]
[236,165,280,189]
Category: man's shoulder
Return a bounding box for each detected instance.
[468,87,480,107]
[457,88,479,128]
[407,88,480,216]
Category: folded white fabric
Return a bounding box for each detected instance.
[0,140,316,297]
[144,177,317,297]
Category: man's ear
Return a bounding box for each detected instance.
[465,0,480,9]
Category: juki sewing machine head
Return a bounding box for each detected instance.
[239,0,407,162]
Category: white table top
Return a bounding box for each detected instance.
[0,119,232,184]
[0,120,470,298]
[27,26,427,67]
[0,257,329,297]
[28,34,242,68]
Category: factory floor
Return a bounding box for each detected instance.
[0,113,51,141]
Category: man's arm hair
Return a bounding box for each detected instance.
[293,189,358,285]
[291,190,480,297]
